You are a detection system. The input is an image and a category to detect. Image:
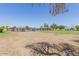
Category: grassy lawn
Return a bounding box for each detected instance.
[0,32,13,37]
[45,30,79,35]
[0,30,79,37]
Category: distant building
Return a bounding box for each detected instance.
[0,26,16,32]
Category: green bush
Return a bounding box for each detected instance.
[0,28,4,33]
[75,25,79,31]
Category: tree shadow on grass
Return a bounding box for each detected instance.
[73,40,79,43]
[25,42,79,56]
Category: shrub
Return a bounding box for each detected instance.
[58,25,65,30]
[0,28,4,33]
[75,25,79,31]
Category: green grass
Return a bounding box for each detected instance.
[0,31,13,36]
[45,30,79,35]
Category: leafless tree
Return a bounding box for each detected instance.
[32,3,69,16]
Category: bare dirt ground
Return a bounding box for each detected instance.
[0,32,79,56]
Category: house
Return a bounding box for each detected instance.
[4,26,16,32]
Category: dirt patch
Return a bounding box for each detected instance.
[0,32,79,56]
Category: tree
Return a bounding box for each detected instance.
[43,23,48,28]
[75,25,79,31]
[58,25,65,30]
[49,3,68,16]
[21,28,26,32]
[40,26,43,31]
[50,24,58,30]
[0,26,4,33]
[43,23,49,30]
[32,3,68,16]
[25,26,30,30]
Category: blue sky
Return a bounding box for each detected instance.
[0,3,79,27]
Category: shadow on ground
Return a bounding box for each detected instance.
[25,42,79,56]
[73,40,79,43]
